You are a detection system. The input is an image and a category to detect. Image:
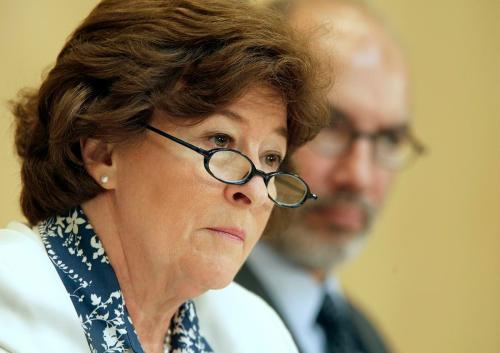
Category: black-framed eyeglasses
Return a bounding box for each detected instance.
[146,125,317,208]
[309,108,426,170]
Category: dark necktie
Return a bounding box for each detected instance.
[316,293,360,353]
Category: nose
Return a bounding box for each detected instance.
[328,138,374,192]
[224,174,271,209]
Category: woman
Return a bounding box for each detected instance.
[0,1,328,352]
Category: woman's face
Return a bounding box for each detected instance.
[112,86,287,293]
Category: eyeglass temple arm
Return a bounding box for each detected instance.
[410,134,426,155]
[397,125,427,155]
[145,125,210,157]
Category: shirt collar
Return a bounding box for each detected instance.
[246,242,345,348]
[39,207,213,353]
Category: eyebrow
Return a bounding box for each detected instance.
[329,107,350,125]
[329,106,409,131]
[219,109,288,139]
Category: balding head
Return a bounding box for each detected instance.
[266,0,417,276]
[283,0,409,127]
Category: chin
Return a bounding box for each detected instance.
[188,257,242,292]
[329,231,358,246]
[270,224,368,272]
[208,276,234,290]
[201,269,238,291]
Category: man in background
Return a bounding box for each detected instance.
[236,1,424,352]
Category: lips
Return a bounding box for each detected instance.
[206,227,246,242]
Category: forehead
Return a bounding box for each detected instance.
[329,66,409,130]
[229,85,285,116]
[290,1,410,130]
[326,32,409,130]
[222,84,287,130]
[160,84,287,131]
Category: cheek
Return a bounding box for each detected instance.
[250,203,274,243]
[371,168,396,206]
[292,149,332,191]
[113,145,210,248]
[116,153,197,215]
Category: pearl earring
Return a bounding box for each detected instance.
[100,175,109,184]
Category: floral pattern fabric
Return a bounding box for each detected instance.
[39,207,213,353]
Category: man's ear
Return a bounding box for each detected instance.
[80,137,116,189]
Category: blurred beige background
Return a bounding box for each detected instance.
[1,1,499,352]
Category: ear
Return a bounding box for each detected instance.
[80,137,116,189]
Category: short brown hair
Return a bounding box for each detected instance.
[12,0,329,225]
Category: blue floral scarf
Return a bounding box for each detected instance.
[39,207,213,353]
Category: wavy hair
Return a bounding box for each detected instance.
[11,0,329,225]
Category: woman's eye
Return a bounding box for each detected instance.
[209,133,233,148]
[264,153,283,170]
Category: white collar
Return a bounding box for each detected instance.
[246,242,344,352]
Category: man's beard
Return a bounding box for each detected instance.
[266,189,377,273]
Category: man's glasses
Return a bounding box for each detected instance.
[309,110,426,170]
[146,125,317,208]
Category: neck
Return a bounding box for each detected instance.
[82,193,195,353]
[310,268,329,283]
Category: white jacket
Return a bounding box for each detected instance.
[0,222,298,353]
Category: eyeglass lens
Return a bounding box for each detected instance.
[209,150,252,182]
[268,174,308,206]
